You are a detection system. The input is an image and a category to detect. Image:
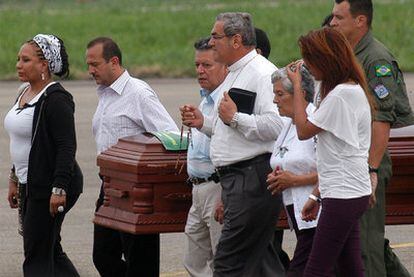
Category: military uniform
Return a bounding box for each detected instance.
[355,31,414,277]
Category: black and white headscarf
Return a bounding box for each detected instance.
[33,34,62,74]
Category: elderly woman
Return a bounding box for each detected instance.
[267,65,319,277]
[5,34,82,276]
[290,28,374,277]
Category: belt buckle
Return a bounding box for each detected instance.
[186,178,195,186]
[210,172,220,183]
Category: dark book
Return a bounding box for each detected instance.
[228,88,257,115]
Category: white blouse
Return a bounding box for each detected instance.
[270,104,319,230]
[4,83,54,183]
[308,83,372,199]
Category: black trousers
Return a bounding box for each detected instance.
[273,228,291,271]
[214,154,285,277]
[21,188,80,277]
[93,183,160,277]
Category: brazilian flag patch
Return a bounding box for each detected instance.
[375,64,392,77]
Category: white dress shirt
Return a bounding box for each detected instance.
[270,104,320,230]
[308,83,372,199]
[92,70,178,154]
[201,50,284,167]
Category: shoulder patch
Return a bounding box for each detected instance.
[375,64,392,77]
[374,84,389,99]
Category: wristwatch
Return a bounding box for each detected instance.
[368,165,379,173]
[52,187,66,196]
[229,112,239,128]
[308,193,321,203]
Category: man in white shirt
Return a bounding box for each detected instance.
[183,37,227,277]
[86,37,178,277]
[181,12,285,277]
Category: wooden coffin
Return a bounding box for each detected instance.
[386,126,414,225]
[94,128,414,234]
[94,133,190,234]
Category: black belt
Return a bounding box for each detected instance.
[187,172,219,186]
[215,153,271,177]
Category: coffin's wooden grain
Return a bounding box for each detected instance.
[94,128,414,234]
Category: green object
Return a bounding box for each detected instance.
[150,131,188,151]
[375,64,392,77]
[355,31,413,277]
[2,1,414,80]
[355,31,414,128]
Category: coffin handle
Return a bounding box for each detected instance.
[106,188,129,198]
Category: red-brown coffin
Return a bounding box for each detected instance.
[386,127,414,225]
[94,133,190,234]
[94,129,414,234]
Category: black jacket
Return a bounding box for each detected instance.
[24,82,83,199]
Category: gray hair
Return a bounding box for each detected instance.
[271,65,315,103]
[216,12,256,46]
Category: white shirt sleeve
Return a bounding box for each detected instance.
[138,88,179,132]
[199,113,214,137]
[308,93,360,148]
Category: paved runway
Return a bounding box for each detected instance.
[0,76,413,276]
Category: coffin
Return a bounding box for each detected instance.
[94,128,414,234]
[93,133,190,234]
[385,126,414,225]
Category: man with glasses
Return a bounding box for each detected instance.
[183,36,227,277]
[181,12,285,276]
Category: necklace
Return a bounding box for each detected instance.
[18,82,51,109]
[277,122,293,159]
[21,89,38,103]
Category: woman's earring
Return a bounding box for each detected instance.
[41,73,45,80]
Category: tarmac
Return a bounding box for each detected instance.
[0,76,413,276]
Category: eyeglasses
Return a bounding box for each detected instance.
[211,33,231,40]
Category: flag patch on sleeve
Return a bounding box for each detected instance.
[375,64,392,77]
[374,84,389,99]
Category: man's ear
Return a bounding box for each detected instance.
[355,14,367,28]
[110,56,120,66]
[232,34,242,49]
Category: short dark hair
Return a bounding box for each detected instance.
[254,27,271,59]
[194,37,212,51]
[87,37,123,65]
[321,14,333,27]
[335,0,373,27]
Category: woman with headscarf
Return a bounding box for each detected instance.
[5,34,83,277]
[289,27,375,276]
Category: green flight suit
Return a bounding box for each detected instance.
[354,31,414,277]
